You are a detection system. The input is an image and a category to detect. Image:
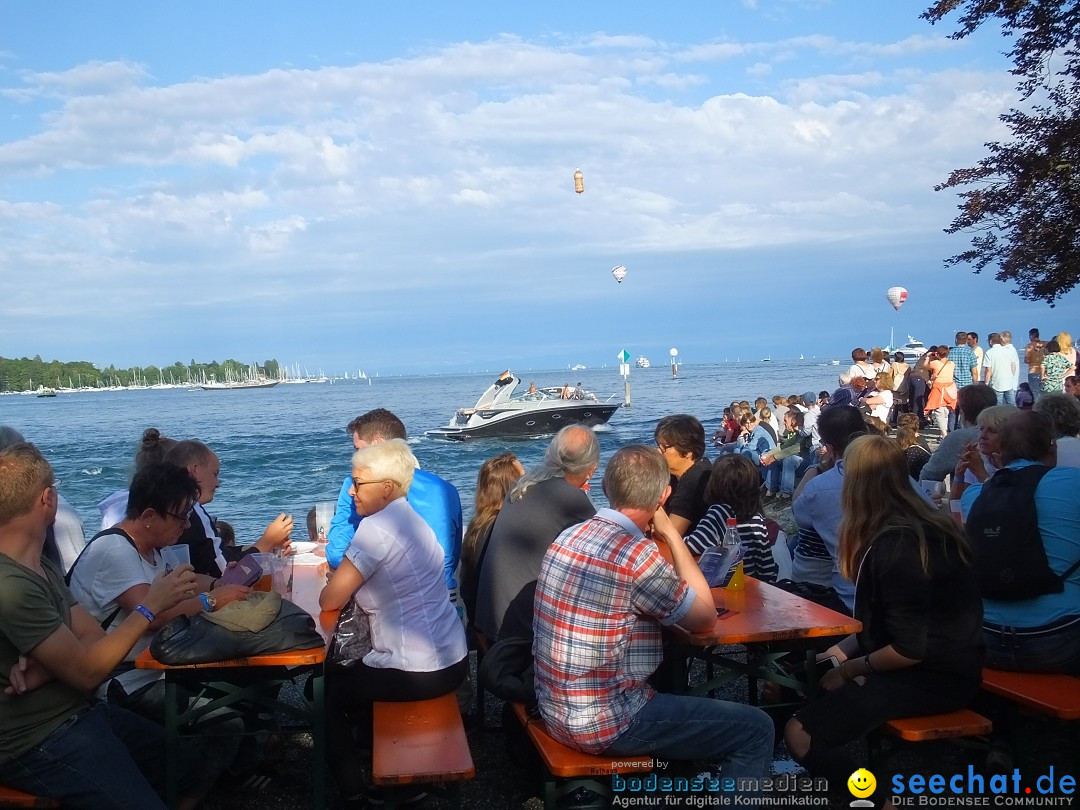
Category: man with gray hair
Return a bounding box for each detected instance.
[532,445,773,778]
[1034,392,1080,468]
[474,425,598,639]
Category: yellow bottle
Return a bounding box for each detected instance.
[726,560,745,591]
[722,517,745,591]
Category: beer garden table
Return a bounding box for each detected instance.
[135,552,339,809]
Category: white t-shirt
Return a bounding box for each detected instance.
[870,389,893,423]
[983,344,1016,391]
[67,530,162,694]
[346,497,467,672]
[1057,436,1080,469]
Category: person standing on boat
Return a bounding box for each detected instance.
[325,409,463,608]
[572,382,585,400]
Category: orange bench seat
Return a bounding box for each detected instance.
[882,709,992,742]
[0,785,58,808]
[981,668,1080,720]
[372,693,475,788]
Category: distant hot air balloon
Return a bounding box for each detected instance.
[573,169,584,194]
[611,265,628,284]
[886,286,908,312]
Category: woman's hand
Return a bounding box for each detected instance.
[212,584,252,610]
[143,565,199,615]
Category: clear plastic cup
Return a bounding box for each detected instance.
[314,501,335,543]
[159,544,191,573]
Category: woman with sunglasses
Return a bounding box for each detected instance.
[320,439,468,807]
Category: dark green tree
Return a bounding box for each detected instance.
[923,0,1080,303]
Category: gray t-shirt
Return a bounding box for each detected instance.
[0,555,88,763]
[67,530,163,695]
[474,477,595,639]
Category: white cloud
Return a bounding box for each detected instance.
[0,29,1029,365]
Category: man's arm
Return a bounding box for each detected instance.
[650,509,716,632]
[27,570,196,694]
[325,475,358,569]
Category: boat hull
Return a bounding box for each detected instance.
[427,402,620,441]
[199,381,280,390]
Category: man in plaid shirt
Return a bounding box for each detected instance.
[533,446,774,780]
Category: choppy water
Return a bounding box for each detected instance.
[2,361,842,542]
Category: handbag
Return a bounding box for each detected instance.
[150,596,323,665]
[325,598,373,669]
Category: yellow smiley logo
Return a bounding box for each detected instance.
[848,768,877,799]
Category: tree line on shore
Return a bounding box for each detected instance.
[0,356,282,392]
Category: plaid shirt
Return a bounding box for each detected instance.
[947,344,978,387]
[533,509,694,753]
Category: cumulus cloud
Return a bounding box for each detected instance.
[0,28,1025,366]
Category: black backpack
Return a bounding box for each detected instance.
[966,465,1080,600]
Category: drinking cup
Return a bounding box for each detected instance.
[314,501,335,543]
[250,553,274,592]
[271,555,294,599]
[160,544,191,573]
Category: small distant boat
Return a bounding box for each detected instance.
[36,387,57,398]
[199,380,279,390]
[830,360,841,366]
[799,353,805,360]
[636,356,651,368]
[570,363,587,371]
[426,372,619,441]
[761,356,771,362]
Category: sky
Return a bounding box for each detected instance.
[2,0,1077,375]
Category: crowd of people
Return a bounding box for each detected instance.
[1,325,1078,807]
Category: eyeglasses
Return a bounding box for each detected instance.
[164,506,194,523]
[352,478,391,489]
[656,442,671,454]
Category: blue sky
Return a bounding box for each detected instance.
[1,1,1075,374]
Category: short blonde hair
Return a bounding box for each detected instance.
[0,443,53,525]
[977,404,1016,432]
[352,438,416,499]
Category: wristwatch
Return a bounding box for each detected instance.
[198,592,217,612]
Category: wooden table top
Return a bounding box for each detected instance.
[685,577,860,646]
[135,555,341,671]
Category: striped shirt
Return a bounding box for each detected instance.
[683,503,779,582]
[533,509,694,753]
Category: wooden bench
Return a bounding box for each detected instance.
[0,786,58,808]
[882,709,992,742]
[870,709,991,767]
[372,693,475,809]
[510,702,653,810]
[980,668,1080,720]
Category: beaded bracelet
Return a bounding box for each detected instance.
[133,604,155,624]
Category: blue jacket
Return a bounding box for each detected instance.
[326,469,462,591]
[736,425,776,465]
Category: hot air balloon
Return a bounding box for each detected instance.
[886,286,908,312]
[611,265,628,284]
[573,169,584,194]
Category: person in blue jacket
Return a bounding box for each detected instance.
[325,409,462,604]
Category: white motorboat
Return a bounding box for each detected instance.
[426,373,619,441]
[636,355,651,368]
[897,336,928,364]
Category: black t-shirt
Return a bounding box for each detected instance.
[667,457,712,532]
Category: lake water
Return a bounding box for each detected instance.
[2,361,843,542]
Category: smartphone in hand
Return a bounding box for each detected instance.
[813,655,840,681]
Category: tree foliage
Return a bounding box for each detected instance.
[0,357,280,393]
[922,0,1080,304]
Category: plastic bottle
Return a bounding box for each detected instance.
[697,517,746,589]
[722,517,745,591]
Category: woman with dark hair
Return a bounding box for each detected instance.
[97,427,178,530]
[683,455,782,582]
[784,435,982,796]
[460,452,524,627]
[894,413,931,480]
[655,414,711,534]
[925,345,957,436]
[68,462,253,789]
